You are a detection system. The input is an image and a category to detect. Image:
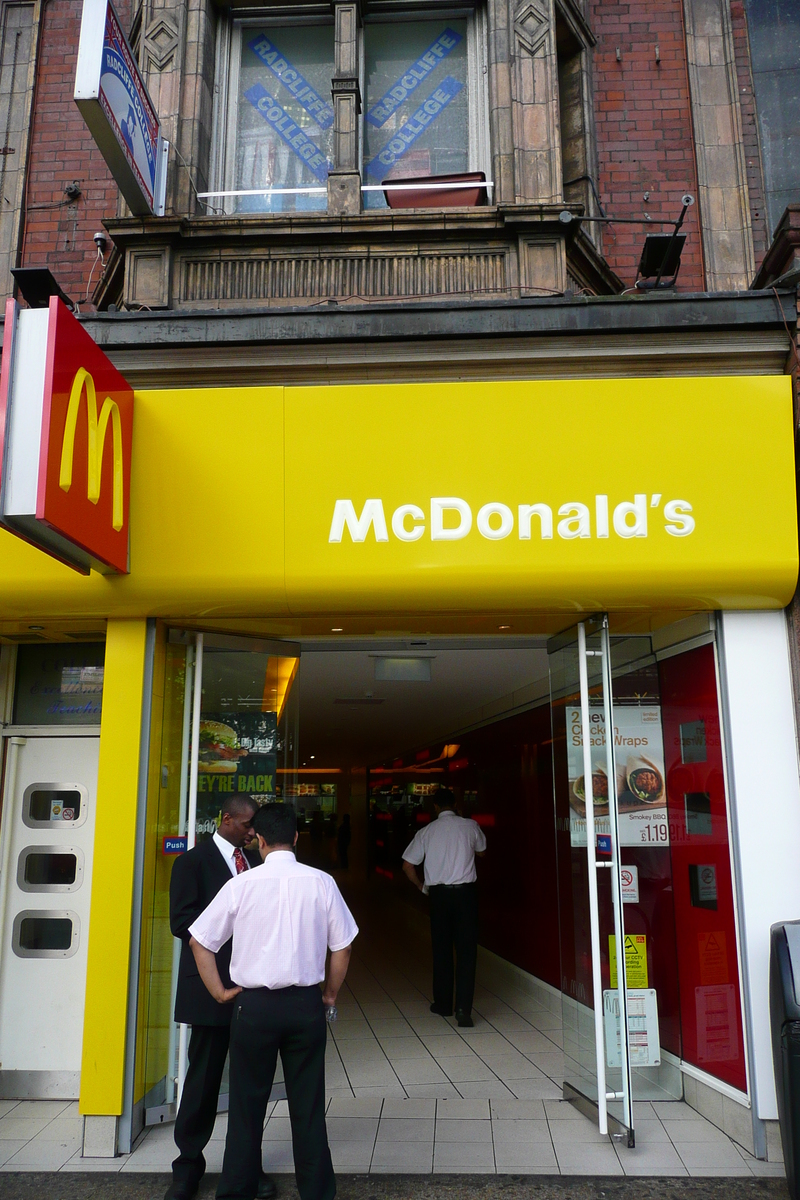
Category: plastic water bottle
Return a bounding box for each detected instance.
[325,1005,337,1023]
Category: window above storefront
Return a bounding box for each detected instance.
[218,20,335,216]
[210,6,489,215]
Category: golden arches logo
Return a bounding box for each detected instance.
[58,367,124,531]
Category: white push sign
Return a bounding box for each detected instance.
[74,0,168,216]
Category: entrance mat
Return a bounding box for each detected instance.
[0,1178,789,1200]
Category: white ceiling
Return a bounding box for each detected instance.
[296,644,550,768]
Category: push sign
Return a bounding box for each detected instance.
[163,836,187,855]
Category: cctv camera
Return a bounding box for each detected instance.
[93,231,108,253]
[682,194,695,207]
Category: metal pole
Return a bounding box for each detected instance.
[577,623,608,1136]
[600,617,634,1135]
[168,643,195,1106]
[187,633,203,852]
[178,633,204,1106]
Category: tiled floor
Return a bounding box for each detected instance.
[0,887,785,1177]
[0,1094,783,1177]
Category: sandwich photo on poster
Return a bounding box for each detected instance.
[195,712,278,836]
[566,704,668,847]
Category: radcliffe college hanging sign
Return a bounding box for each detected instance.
[0,297,134,574]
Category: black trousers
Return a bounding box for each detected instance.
[429,883,479,1015]
[217,985,334,1200]
[173,1024,230,1189]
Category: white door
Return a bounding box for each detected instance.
[0,736,99,1098]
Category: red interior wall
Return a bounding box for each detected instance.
[660,644,746,1092]
[369,702,561,989]
[461,704,560,988]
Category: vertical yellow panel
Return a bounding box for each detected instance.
[133,621,167,1105]
[79,619,148,1115]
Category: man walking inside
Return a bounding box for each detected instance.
[168,794,274,1200]
[402,787,486,1027]
[189,803,358,1200]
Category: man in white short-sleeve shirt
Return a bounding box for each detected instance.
[402,787,486,1027]
[189,803,358,1200]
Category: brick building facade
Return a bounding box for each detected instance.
[4,0,795,308]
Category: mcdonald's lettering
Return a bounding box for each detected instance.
[58,366,125,531]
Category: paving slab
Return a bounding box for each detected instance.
[1,1174,789,1200]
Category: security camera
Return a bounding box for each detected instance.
[682,194,695,207]
[93,231,108,254]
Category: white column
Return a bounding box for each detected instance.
[718,610,800,1121]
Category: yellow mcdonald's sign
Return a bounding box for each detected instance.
[58,366,124,531]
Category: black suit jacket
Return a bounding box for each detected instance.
[170,837,258,1027]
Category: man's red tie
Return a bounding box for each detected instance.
[233,848,248,874]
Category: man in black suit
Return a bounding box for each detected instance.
[166,794,275,1200]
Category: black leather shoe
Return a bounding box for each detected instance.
[163,1183,199,1200]
[257,1173,277,1199]
[456,1010,474,1027]
[430,1003,453,1016]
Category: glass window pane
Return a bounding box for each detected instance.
[18,916,72,951]
[13,643,105,726]
[364,20,469,209]
[28,788,83,823]
[23,852,77,887]
[196,649,299,833]
[234,25,334,214]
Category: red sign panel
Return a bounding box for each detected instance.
[0,297,133,574]
[37,300,133,573]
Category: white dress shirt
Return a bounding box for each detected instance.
[213,830,249,877]
[402,810,487,886]
[189,850,359,990]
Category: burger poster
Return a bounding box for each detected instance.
[195,712,278,836]
[566,704,668,848]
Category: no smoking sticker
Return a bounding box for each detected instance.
[620,865,639,904]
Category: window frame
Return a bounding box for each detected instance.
[361,6,490,192]
[210,3,491,215]
[12,910,80,959]
[212,12,336,218]
[22,782,89,830]
[16,846,85,894]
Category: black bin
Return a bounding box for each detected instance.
[770,920,800,1196]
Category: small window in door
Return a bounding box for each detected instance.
[12,910,79,957]
[689,863,718,910]
[685,791,712,836]
[17,846,84,892]
[23,784,87,828]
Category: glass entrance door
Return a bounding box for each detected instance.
[137,630,300,1128]
[549,616,635,1145]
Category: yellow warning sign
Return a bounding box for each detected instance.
[609,934,648,988]
[698,931,729,986]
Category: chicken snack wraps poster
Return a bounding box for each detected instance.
[566,704,668,847]
[195,712,278,836]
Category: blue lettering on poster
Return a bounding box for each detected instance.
[366,29,462,129]
[365,77,464,179]
[244,84,330,182]
[248,35,334,130]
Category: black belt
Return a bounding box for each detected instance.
[429,882,476,890]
